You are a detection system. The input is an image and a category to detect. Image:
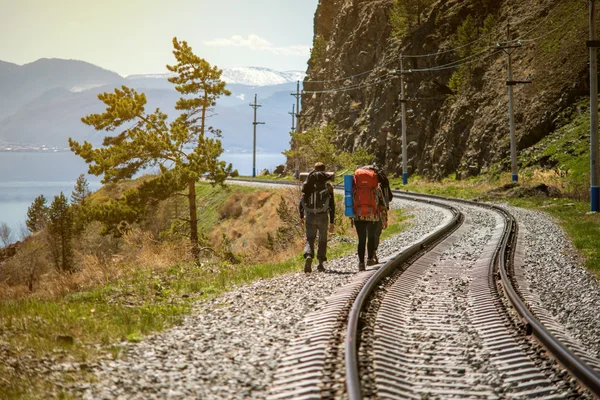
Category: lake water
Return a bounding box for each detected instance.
[0,151,285,242]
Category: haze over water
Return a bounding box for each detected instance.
[0,151,285,242]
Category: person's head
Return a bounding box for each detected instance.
[314,162,326,172]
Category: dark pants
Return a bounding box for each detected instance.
[374,219,383,252]
[354,220,377,263]
[304,213,329,262]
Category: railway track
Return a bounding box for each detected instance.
[228,180,600,399]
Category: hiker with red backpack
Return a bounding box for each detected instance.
[299,162,335,273]
[351,167,388,271]
[361,164,393,264]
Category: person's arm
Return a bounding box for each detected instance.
[328,193,335,224]
[298,199,305,221]
[377,187,388,228]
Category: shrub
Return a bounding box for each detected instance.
[219,196,243,220]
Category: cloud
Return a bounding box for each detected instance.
[204,34,310,57]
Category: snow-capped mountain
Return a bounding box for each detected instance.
[220,67,305,86]
[126,67,305,87]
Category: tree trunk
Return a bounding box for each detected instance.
[188,179,200,259]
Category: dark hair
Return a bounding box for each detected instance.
[314,162,326,171]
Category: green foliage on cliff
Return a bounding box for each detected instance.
[389,0,435,39]
[309,35,327,69]
[448,13,498,95]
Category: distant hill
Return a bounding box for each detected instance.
[0,61,19,76]
[0,59,303,153]
[0,58,124,119]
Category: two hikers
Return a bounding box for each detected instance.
[352,166,389,271]
[299,162,335,273]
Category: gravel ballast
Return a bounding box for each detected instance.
[506,205,600,359]
[81,196,451,399]
[78,185,600,399]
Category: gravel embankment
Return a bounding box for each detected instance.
[81,193,451,400]
[506,205,600,359]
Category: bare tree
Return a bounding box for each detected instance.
[0,222,13,248]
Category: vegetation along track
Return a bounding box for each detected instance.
[228,180,600,398]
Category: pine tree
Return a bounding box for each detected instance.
[26,195,49,233]
[71,174,91,235]
[47,192,74,272]
[71,174,90,206]
[69,37,231,258]
[389,0,435,39]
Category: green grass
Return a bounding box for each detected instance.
[519,98,591,186]
[388,175,490,199]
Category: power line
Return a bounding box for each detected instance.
[519,4,587,43]
[516,0,570,41]
[303,49,505,94]
[304,1,576,86]
[303,74,397,94]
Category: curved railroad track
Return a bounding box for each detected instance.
[237,179,600,399]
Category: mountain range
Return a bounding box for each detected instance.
[0,58,304,153]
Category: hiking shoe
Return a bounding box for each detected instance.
[358,262,366,271]
[304,257,313,273]
[367,258,376,266]
[317,263,326,272]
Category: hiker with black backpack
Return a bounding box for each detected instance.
[298,162,335,273]
[361,164,393,264]
[352,167,388,271]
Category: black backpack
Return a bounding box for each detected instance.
[302,171,331,214]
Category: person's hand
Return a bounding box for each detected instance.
[300,218,305,226]
[383,221,388,230]
[329,223,334,233]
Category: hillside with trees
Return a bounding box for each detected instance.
[300,0,592,190]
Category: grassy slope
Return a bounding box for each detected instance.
[0,183,408,399]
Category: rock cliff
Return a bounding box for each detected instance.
[300,0,590,178]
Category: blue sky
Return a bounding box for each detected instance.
[1,0,319,76]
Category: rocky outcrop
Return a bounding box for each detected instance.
[301,0,589,178]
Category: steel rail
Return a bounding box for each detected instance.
[345,193,462,400]
[392,190,600,397]
[491,205,600,395]
[227,179,600,396]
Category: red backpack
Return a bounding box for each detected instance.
[353,168,378,216]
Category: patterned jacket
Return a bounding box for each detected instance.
[354,185,388,225]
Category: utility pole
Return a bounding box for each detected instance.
[400,55,408,185]
[506,22,518,183]
[498,22,531,183]
[249,94,265,178]
[289,104,296,133]
[589,0,599,212]
[291,81,302,179]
